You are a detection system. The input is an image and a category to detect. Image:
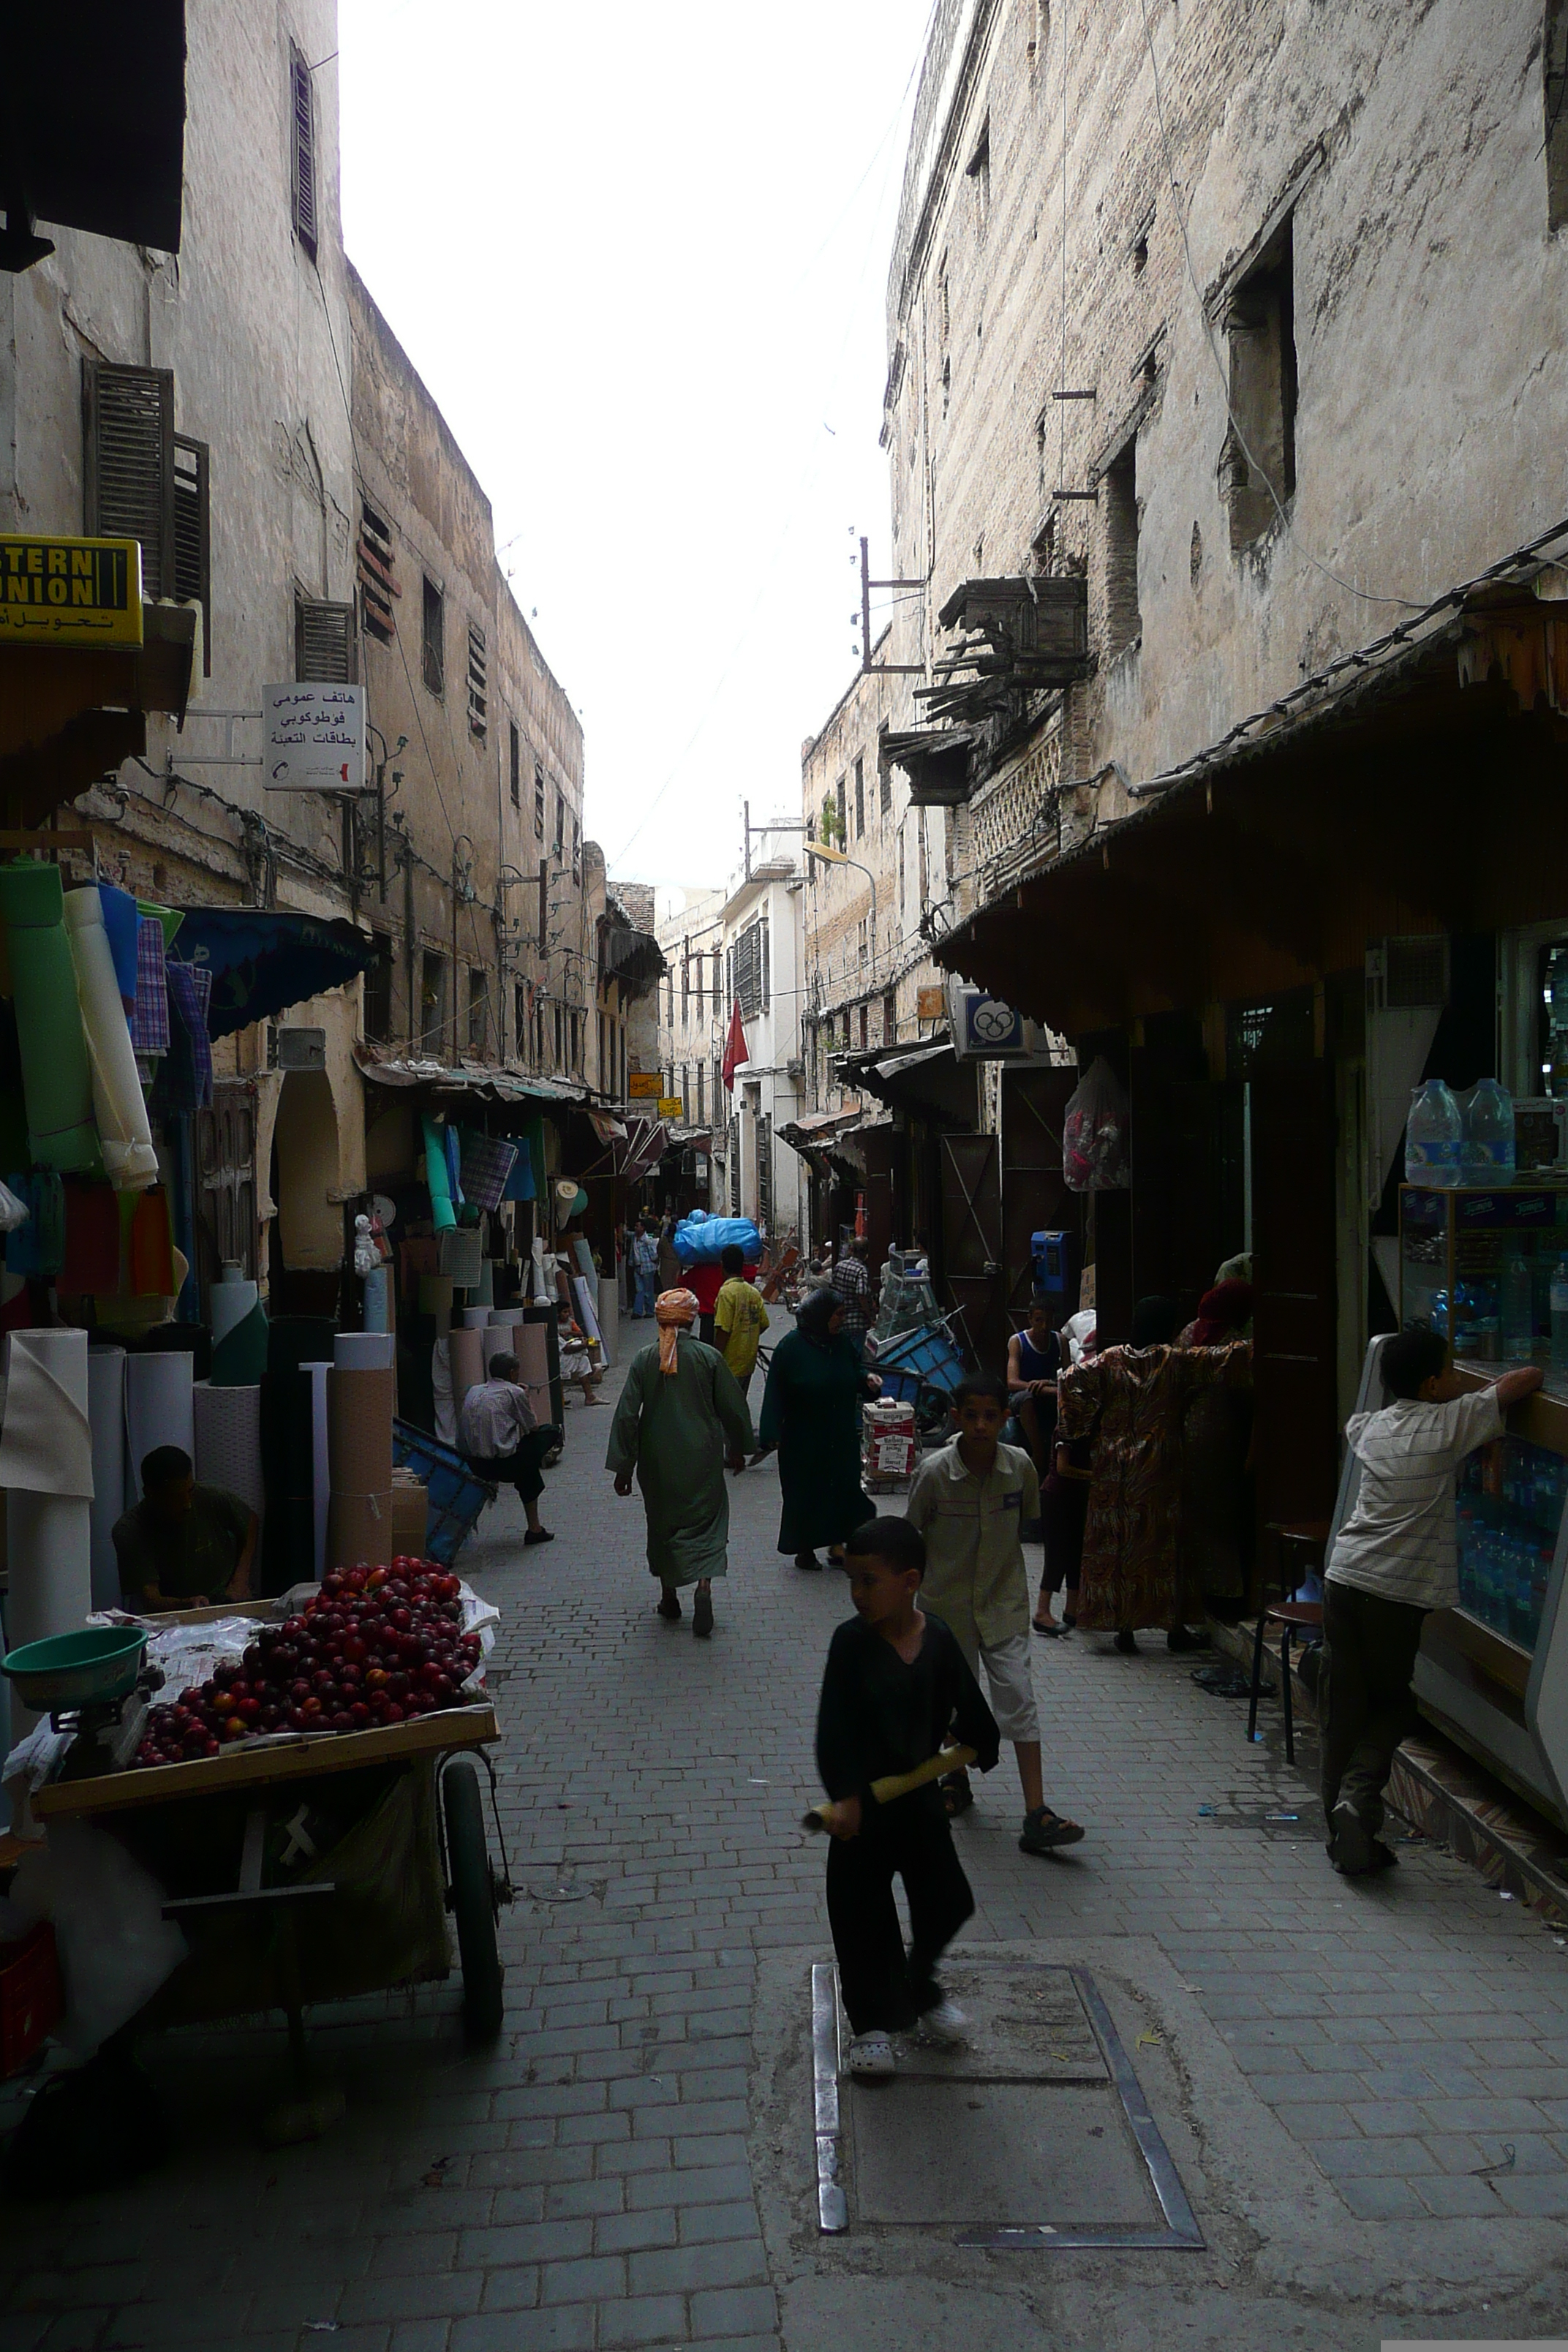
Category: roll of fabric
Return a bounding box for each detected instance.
[123,1349,195,1501]
[327,1365,395,1495]
[423,1115,456,1231]
[418,1273,453,1323]
[480,1324,517,1376]
[307,1360,331,1581]
[0,862,99,1172]
[192,1380,265,1520]
[476,1254,494,1307]
[449,1324,485,1411]
[62,884,159,1191]
[431,1335,456,1447]
[2,1328,94,1733]
[362,1264,390,1334]
[487,1307,519,1327]
[87,1345,127,1613]
[328,1489,393,1571]
[210,1274,257,1348]
[333,1331,396,1372]
[512,1319,554,1423]
[598,1277,619,1369]
[211,1305,268,1385]
[461,1306,491,1330]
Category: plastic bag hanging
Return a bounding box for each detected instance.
[1062,1056,1131,1191]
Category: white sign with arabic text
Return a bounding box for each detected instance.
[263,682,366,791]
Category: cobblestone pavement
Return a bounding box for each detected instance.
[5,1334,1568,2348]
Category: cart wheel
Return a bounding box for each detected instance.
[442,1760,504,2040]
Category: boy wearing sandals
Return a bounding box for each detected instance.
[907,1373,1087,1857]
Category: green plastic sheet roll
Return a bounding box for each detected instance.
[0,863,100,1173]
[423,1114,456,1231]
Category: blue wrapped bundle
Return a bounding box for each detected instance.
[673,1213,761,1266]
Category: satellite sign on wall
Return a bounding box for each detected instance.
[263,683,366,791]
[948,981,1055,1062]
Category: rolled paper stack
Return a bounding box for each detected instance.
[449,1324,485,1412]
[333,1331,396,1372]
[423,1115,456,1231]
[475,1255,494,1307]
[598,1278,618,1369]
[362,1262,390,1334]
[513,1319,554,1425]
[87,1344,128,1612]
[326,1362,396,1569]
[461,1306,491,1330]
[193,1380,265,1522]
[0,1328,94,1735]
[124,1350,195,1501]
[307,1360,331,1579]
[0,862,99,1172]
[210,1270,268,1385]
[61,883,158,1190]
[523,1303,564,1428]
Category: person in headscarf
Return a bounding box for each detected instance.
[1056,1294,1251,1654]
[758,1288,878,1570]
[606,1287,754,1637]
[1177,1279,1255,1616]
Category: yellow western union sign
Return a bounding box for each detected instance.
[0,536,143,648]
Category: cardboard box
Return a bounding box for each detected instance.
[390,1480,428,1556]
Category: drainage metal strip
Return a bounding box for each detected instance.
[810,1961,1204,2251]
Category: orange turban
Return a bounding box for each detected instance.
[655,1287,698,1373]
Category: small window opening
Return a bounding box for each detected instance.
[1103,438,1141,658]
[1222,215,1297,551]
[290,45,317,260]
[1548,0,1568,233]
[421,575,444,695]
[509,720,521,810]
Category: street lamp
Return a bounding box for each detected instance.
[802,837,878,975]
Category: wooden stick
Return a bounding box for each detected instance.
[802,1744,976,1833]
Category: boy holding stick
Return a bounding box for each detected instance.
[813,1517,1000,2079]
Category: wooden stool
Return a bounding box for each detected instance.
[1250,1519,1330,1762]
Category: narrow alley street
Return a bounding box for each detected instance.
[4,1341,1568,2352]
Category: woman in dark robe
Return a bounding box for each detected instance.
[758,1289,876,1569]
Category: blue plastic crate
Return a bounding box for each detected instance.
[873,1324,966,1392]
[392,1419,497,1567]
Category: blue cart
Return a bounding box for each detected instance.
[864,1318,968,1444]
[393,1420,497,1566]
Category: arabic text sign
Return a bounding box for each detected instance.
[263,682,366,790]
[658,1097,684,1120]
[0,536,143,649]
[627,1071,663,1099]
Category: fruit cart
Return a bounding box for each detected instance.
[9,1579,515,2138]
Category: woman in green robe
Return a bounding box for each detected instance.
[758,1289,876,1570]
[606,1288,754,1636]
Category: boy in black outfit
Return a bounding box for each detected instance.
[815,1515,1000,2078]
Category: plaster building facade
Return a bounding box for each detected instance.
[710,851,808,1248]
[874,0,1568,1681]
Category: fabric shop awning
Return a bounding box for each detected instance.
[355,1049,589,1106]
[832,1036,978,1126]
[935,548,1568,1036]
[174,909,379,1038]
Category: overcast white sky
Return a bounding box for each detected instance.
[337,1,932,892]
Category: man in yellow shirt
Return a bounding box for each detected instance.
[713,1242,770,1403]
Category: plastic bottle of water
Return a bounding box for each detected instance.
[1502,1256,1534,1360]
[1462,1079,1516,1181]
[1406,1080,1463,1187]
[1550,1255,1568,1379]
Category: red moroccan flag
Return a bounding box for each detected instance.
[722,998,747,1092]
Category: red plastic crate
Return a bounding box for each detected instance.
[0,1921,62,2078]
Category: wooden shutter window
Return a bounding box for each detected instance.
[291,46,318,260]
[295,596,355,682]
[357,500,396,643]
[173,434,211,673]
[83,359,174,598]
[466,620,487,737]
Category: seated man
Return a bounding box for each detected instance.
[556,1297,604,1404]
[113,1444,258,1612]
[458,1350,563,1547]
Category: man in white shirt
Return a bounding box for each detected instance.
[458,1352,562,1548]
[1323,1327,1541,1876]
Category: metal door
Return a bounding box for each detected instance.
[195,1079,259,1290]
[1251,1062,1339,1531]
[940,1132,1005,1367]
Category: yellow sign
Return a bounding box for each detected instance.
[916,985,945,1020]
[627,1071,663,1099]
[0,536,143,649]
[658,1096,684,1121]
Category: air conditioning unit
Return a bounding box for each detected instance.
[786,1056,805,1079]
[275,1026,327,1072]
[1366,935,1449,1012]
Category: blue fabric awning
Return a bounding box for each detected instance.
[170,910,378,1039]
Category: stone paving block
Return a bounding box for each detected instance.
[540,2255,627,2305]
[597,2293,689,2345]
[543,2177,628,2221]
[388,2326,456,2352]
[1416,2174,1508,2217]
[595,2206,681,2255]
[690,2285,780,2338]
[678,2201,766,2246]
[1336,2177,1430,2220]
[460,2220,593,2268]
[477,2268,542,2312]
[1302,2136,1438,2179]
[451,2312,595,2352]
[338,2274,485,2326]
[1491,2172,1568,2217]
[627,2163,755,2211]
[1419,2095,1554,2134]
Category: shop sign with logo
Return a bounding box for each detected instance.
[0,535,143,647]
[916,984,945,1020]
[628,1071,662,1099]
[263,683,366,790]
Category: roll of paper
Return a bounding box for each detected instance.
[333,1332,396,1372]
[480,1324,519,1375]
[598,1278,618,1369]
[431,1335,456,1447]
[461,1306,491,1330]
[0,1326,94,1497]
[0,862,99,1172]
[362,1264,390,1334]
[124,1350,195,1500]
[306,1360,331,1581]
[476,1254,494,1307]
[488,1307,519,1327]
[210,1275,257,1349]
[87,1345,127,1612]
[328,1489,393,1571]
[211,1297,268,1386]
[327,1365,395,1495]
[513,1320,553,1422]
[7,1494,94,1737]
[418,1274,453,1323]
[62,884,158,1190]
[449,1325,485,1410]
[193,1380,265,1520]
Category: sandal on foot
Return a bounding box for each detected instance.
[794,1550,823,1572]
[1019,1803,1086,1855]
[693,1587,715,1638]
[657,1590,682,1621]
